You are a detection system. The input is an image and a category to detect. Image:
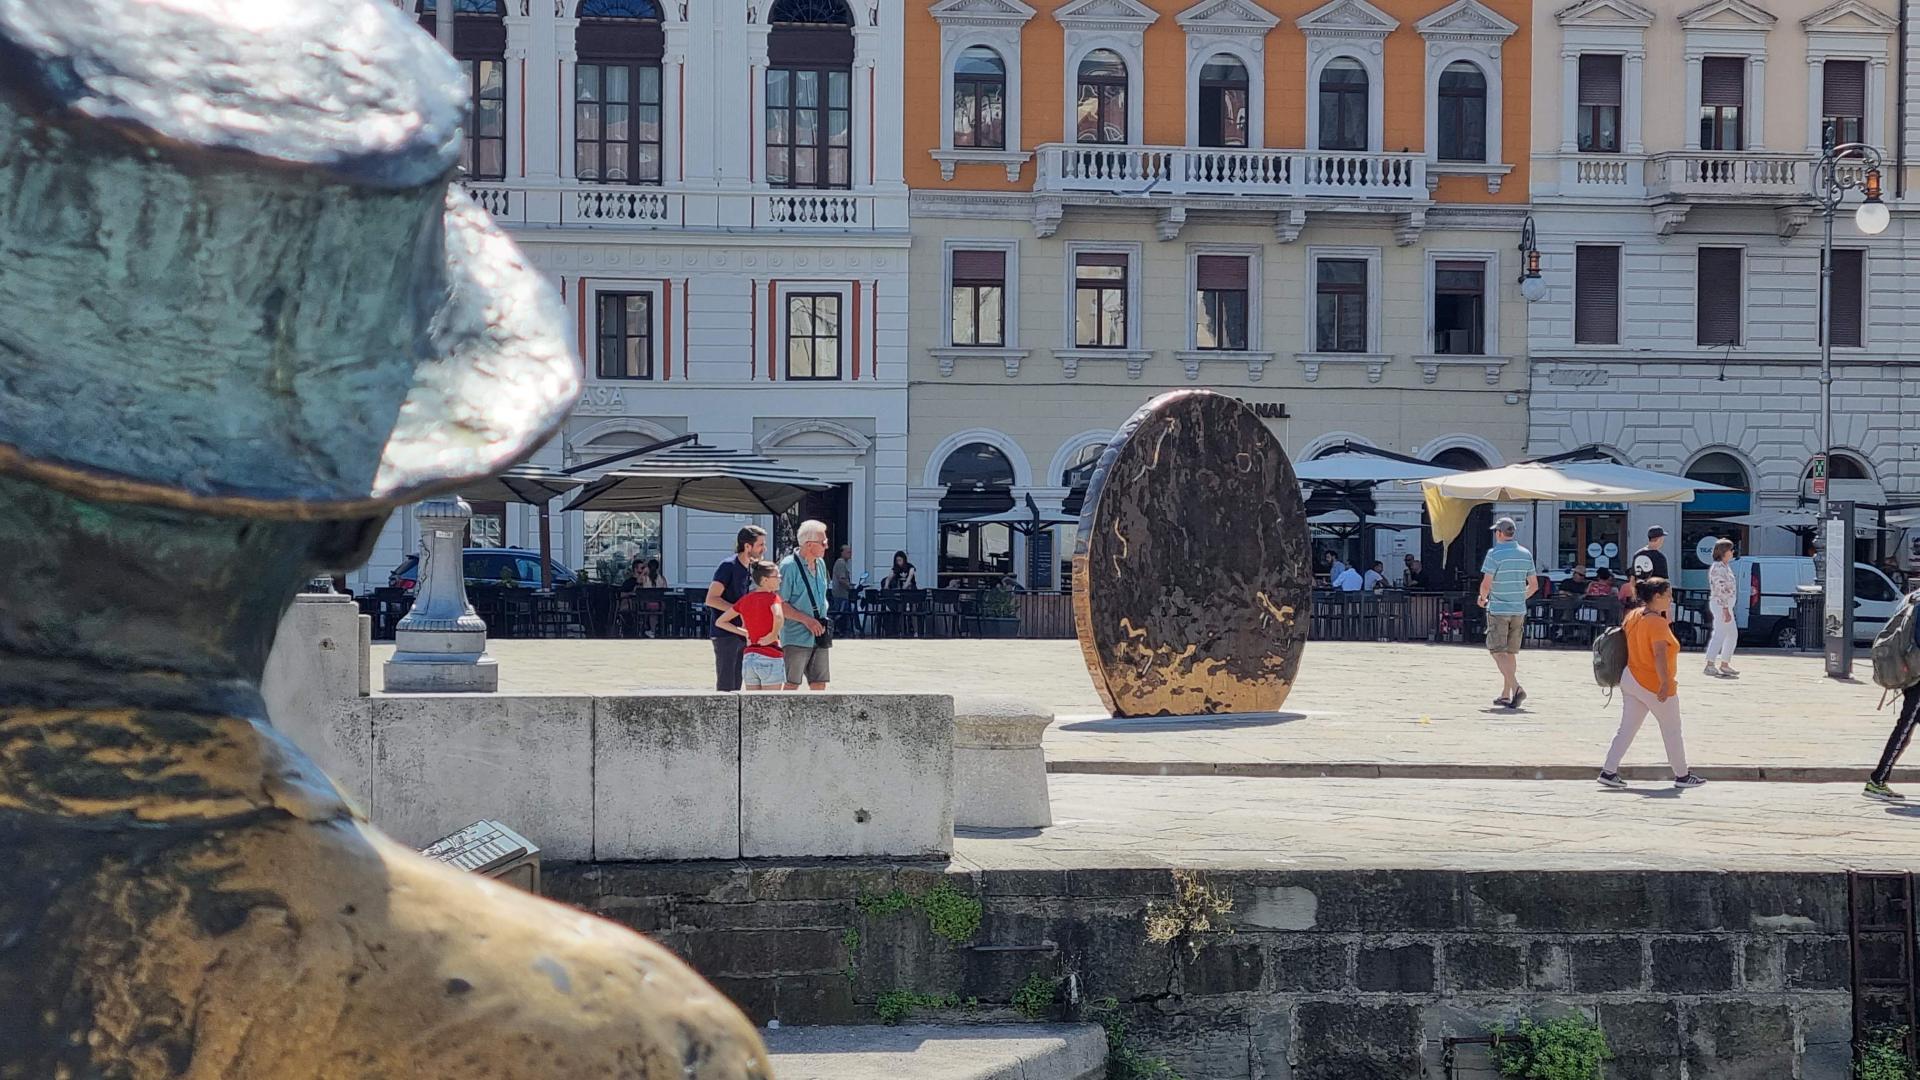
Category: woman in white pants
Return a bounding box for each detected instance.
[1704,538,1739,677]
[1598,578,1708,790]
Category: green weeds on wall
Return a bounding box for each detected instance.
[856,880,983,945]
[1489,1016,1613,1080]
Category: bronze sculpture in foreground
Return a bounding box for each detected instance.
[0,1,768,1075]
[1072,390,1313,717]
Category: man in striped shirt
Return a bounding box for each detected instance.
[1479,516,1539,709]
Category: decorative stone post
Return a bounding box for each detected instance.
[383,496,498,692]
[953,695,1055,829]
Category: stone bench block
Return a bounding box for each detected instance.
[372,694,593,860]
[741,693,954,858]
[764,1024,1106,1080]
[263,593,374,801]
[594,693,741,861]
[954,696,1055,829]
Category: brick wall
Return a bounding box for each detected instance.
[548,863,1856,1080]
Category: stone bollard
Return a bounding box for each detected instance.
[384,495,498,692]
[953,696,1054,829]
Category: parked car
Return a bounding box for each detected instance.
[388,548,577,591]
[1729,555,1901,648]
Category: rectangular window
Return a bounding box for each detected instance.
[1574,246,1620,345]
[1828,248,1865,348]
[950,250,1007,347]
[1074,252,1128,349]
[1699,57,1745,151]
[462,58,508,179]
[575,62,664,184]
[1194,255,1250,351]
[595,292,654,380]
[766,67,852,190]
[1432,260,1486,355]
[1823,60,1867,147]
[786,293,842,379]
[1576,54,1622,153]
[1695,247,1743,347]
[1314,258,1368,353]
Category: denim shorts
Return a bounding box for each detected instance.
[742,652,787,687]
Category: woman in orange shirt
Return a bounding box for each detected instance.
[1598,578,1708,790]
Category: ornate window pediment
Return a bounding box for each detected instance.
[1298,0,1399,41]
[1053,0,1160,30]
[1555,0,1655,28]
[1417,0,1518,42]
[1800,0,1896,32]
[1176,0,1282,35]
[928,0,1037,29]
[1676,0,1776,30]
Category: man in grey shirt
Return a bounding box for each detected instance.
[830,543,855,635]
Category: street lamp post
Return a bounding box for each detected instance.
[1812,122,1889,527]
[1811,121,1888,669]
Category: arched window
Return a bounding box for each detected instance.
[953,46,1007,150]
[1198,55,1250,149]
[1681,452,1752,578]
[419,0,509,179]
[937,442,1016,587]
[1420,447,1492,584]
[1317,58,1368,152]
[766,0,855,189]
[575,0,665,185]
[1075,50,1128,145]
[1437,61,1487,162]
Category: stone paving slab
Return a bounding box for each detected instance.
[952,775,1920,874]
[763,1023,1106,1080]
[383,639,1904,775]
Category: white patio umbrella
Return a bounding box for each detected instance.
[1716,508,1892,535]
[1419,461,1729,552]
[1293,453,1458,484]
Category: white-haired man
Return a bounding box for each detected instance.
[777,519,833,690]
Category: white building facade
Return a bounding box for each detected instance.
[1524,0,1920,588]
[352,0,910,591]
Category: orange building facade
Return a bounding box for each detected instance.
[901,0,1537,590]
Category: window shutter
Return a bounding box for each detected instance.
[1829,248,1865,348]
[1197,255,1250,290]
[1701,57,1745,106]
[1574,246,1620,345]
[1695,247,1743,346]
[1824,60,1867,118]
[1077,251,1128,269]
[1578,54,1622,105]
[951,249,1006,282]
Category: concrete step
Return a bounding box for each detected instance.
[1047,759,1920,783]
[763,1023,1106,1080]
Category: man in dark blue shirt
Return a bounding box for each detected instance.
[705,525,767,691]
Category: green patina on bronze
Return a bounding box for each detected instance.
[0,2,768,1076]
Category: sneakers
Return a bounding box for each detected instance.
[1673,773,1708,788]
[1596,771,1627,789]
[1703,663,1720,677]
[1719,666,1740,677]
[1864,781,1907,803]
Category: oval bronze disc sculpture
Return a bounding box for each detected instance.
[1072,390,1312,717]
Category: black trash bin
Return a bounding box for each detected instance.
[1791,584,1823,653]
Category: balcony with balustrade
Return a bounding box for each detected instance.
[1028,143,1432,243]
[1545,150,1845,237]
[457,180,909,234]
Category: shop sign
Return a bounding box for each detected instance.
[1563,501,1626,512]
[1235,399,1290,419]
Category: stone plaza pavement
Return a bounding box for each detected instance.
[383,638,1904,776]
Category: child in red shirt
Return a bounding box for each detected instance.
[717,560,785,690]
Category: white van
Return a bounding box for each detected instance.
[1730,556,1903,648]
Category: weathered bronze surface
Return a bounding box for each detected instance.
[1072,391,1312,717]
[0,2,767,1077]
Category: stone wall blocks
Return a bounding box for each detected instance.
[1443,937,1530,993]
[1714,872,1849,934]
[1526,940,1570,992]
[1267,941,1354,993]
[1650,937,1738,994]
[1289,1001,1424,1080]
[1310,871,1465,932]
[1569,936,1648,993]
[677,927,848,979]
[593,693,740,861]
[1793,996,1855,1080]
[1356,942,1437,993]
[1467,873,1658,933]
[1599,1000,1684,1080]
[748,864,903,902]
[1782,936,1851,991]
[1683,1000,1795,1080]
[1184,940,1269,997]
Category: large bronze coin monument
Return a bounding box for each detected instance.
[1072,391,1312,717]
[0,2,767,1077]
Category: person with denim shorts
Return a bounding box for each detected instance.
[1478,516,1538,709]
[715,560,785,690]
[778,519,833,690]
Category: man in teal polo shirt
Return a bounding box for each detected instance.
[1478,515,1538,709]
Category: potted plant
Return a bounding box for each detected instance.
[978,587,1020,638]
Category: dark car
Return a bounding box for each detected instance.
[388,548,578,591]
